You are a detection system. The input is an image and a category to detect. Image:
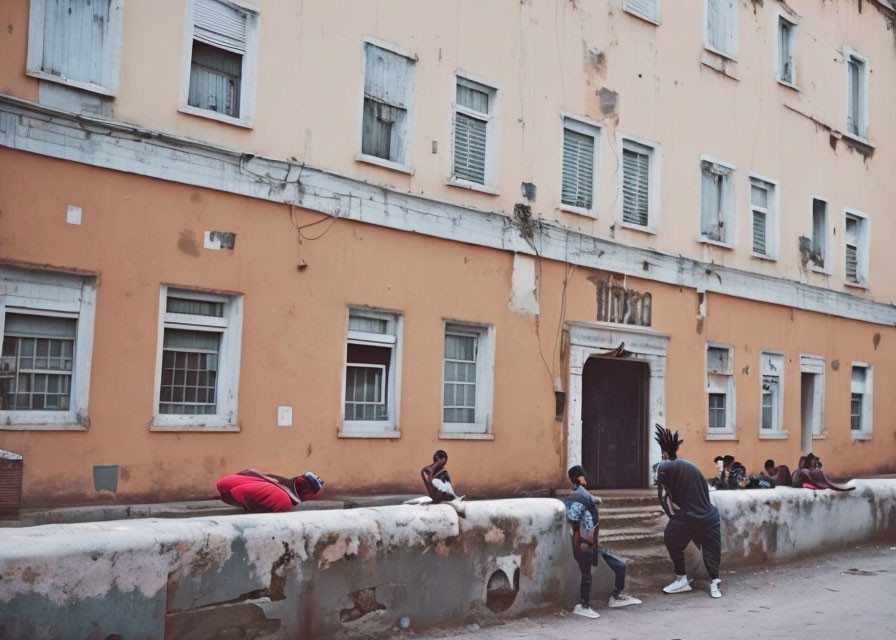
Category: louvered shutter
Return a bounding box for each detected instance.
[752,211,767,255]
[624,0,658,22]
[194,0,247,54]
[846,244,858,282]
[622,142,650,226]
[454,113,487,184]
[561,128,594,209]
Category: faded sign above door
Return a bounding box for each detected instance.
[590,275,652,326]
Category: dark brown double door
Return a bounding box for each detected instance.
[581,357,649,489]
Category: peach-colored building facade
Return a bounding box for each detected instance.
[1,0,894,506]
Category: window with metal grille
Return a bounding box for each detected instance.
[850,365,871,436]
[850,393,862,431]
[778,18,795,84]
[706,0,737,57]
[750,178,774,256]
[811,198,827,268]
[1,314,76,411]
[188,0,250,118]
[453,78,494,185]
[700,160,733,243]
[362,43,414,165]
[441,322,493,434]
[561,127,595,210]
[707,344,734,432]
[846,54,866,137]
[160,329,219,415]
[26,0,124,95]
[344,309,400,431]
[708,393,726,430]
[622,140,651,227]
[759,352,783,434]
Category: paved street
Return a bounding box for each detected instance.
[427,544,896,640]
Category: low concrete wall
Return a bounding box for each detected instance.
[0,499,579,640]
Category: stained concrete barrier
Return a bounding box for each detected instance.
[0,499,579,640]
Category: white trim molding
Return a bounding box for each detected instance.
[566,321,670,487]
[1,94,895,329]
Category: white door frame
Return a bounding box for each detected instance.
[566,321,671,487]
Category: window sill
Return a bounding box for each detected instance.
[178,105,253,129]
[338,429,401,439]
[751,252,778,262]
[0,422,87,432]
[621,221,657,235]
[759,431,789,440]
[150,419,240,432]
[844,281,869,291]
[701,50,740,80]
[841,131,873,149]
[851,432,872,442]
[699,237,734,250]
[623,9,661,26]
[26,69,116,97]
[439,432,495,440]
[356,154,413,175]
[705,432,738,441]
[776,79,800,92]
[812,432,829,440]
[447,178,499,196]
[558,204,597,219]
[810,265,830,276]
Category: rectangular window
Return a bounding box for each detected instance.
[624,0,659,23]
[777,17,795,84]
[561,117,600,213]
[361,41,415,168]
[705,0,737,58]
[343,308,401,433]
[183,0,259,125]
[844,211,869,285]
[153,287,242,430]
[759,352,784,435]
[621,138,656,228]
[706,344,734,435]
[700,159,734,244]
[453,75,498,188]
[441,322,494,436]
[850,364,872,438]
[811,198,828,269]
[846,52,868,138]
[1,266,96,429]
[750,176,776,258]
[26,0,124,95]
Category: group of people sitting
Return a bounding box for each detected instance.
[711,452,854,491]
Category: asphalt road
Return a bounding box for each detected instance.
[426,543,896,640]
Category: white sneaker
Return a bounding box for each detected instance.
[710,578,722,598]
[608,593,642,608]
[662,575,693,594]
[573,604,600,619]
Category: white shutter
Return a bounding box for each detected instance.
[365,45,410,107]
[622,141,650,226]
[624,0,658,22]
[194,0,247,54]
[561,128,595,209]
[851,367,866,394]
[701,164,722,240]
[707,0,735,55]
[454,113,487,184]
[41,0,111,85]
[752,211,767,255]
[847,58,860,135]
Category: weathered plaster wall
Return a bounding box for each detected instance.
[0,500,580,640]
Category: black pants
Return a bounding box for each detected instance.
[663,513,721,580]
[571,539,626,605]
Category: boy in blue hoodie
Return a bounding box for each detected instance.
[564,465,642,618]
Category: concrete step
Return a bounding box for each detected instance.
[554,488,659,509]
[600,505,665,530]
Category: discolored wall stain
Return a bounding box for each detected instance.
[873,332,881,350]
[177,229,200,257]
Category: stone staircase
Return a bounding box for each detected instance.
[554,488,671,581]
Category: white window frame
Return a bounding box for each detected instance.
[775,13,797,88]
[178,0,261,128]
[844,47,869,141]
[705,342,735,439]
[749,173,778,260]
[559,113,602,218]
[151,285,243,431]
[448,70,501,195]
[843,208,870,288]
[440,321,495,439]
[0,266,96,430]
[26,0,125,97]
[759,351,786,439]
[699,155,736,247]
[850,362,872,441]
[704,0,738,60]
[623,0,660,25]
[356,36,417,174]
[809,196,829,274]
[800,354,826,438]
[340,307,403,437]
[618,133,661,233]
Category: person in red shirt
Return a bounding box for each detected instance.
[216,469,324,512]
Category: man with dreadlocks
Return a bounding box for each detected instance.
[654,424,723,599]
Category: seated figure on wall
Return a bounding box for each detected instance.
[716,455,750,489]
[792,454,854,491]
[216,469,324,512]
[404,450,466,516]
[760,459,792,487]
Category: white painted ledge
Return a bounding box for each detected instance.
[439,432,495,440]
[337,430,401,439]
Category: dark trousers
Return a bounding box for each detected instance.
[571,539,627,604]
[663,513,721,580]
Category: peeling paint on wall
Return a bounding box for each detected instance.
[508,254,539,316]
[596,87,619,124]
